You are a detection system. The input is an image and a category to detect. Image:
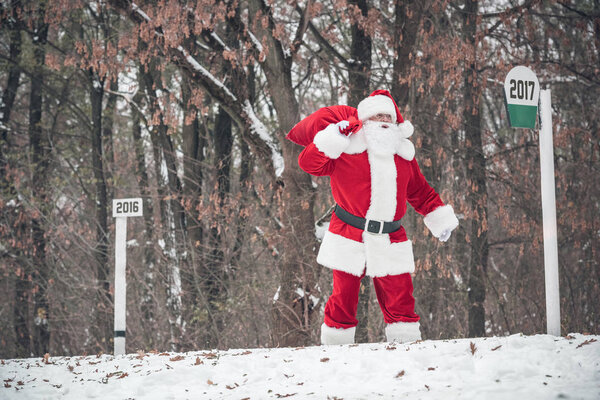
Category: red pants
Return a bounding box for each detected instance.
[324,269,420,329]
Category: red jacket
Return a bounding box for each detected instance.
[290,106,458,277]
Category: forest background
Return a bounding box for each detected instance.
[0,0,598,359]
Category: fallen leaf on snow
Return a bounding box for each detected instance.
[396,370,405,378]
[470,342,477,355]
[169,355,185,362]
[320,357,330,362]
[491,345,502,351]
[576,339,597,348]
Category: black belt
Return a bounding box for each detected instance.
[334,205,402,234]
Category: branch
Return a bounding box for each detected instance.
[300,7,350,68]
[557,0,598,19]
[109,0,282,181]
[483,1,541,36]
[242,100,284,177]
[291,0,312,56]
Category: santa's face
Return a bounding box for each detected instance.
[368,113,393,123]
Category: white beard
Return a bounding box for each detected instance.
[363,121,403,157]
[344,120,416,161]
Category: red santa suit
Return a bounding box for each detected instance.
[288,90,459,345]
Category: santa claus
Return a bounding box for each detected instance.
[287,90,459,345]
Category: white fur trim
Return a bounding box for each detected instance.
[395,121,414,160]
[317,231,366,277]
[396,138,415,161]
[357,95,397,123]
[365,151,397,220]
[362,235,415,277]
[321,323,356,345]
[313,123,351,159]
[317,231,415,278]
[398,120,414,138]
[423,205,459,238]
[385,321,421,343]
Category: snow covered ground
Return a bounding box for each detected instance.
[1,333,599,399]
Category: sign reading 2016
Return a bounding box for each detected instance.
[504,66,540,129]
[112,198,143,218]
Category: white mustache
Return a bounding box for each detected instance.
[362,120,413,138]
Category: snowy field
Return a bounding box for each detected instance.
[1,333,599,399]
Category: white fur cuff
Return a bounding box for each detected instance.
[321,323,356,345]
[313,123,351,159]
[423,205,459,238]
[385,321,421,343]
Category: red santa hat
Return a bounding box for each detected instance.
[357,89,413,136]
[357,90,404,123]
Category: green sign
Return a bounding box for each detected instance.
[504,66,539,129]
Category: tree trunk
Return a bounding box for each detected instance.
[1,2,30,358]
[142,65,185,350]
[244,0,320,346]
[180,72,205,348]
[231,67,255,269]
[391,0,422,107]
[103,78,118,200]
[202,106,233,348]
[347,0,372,108]
[28,12,50,356]
[462,0,488,338]
[89,71,112,352]
[131,81,157,345]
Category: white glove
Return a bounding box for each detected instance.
[335,120,350,135]
[438,229,452,242]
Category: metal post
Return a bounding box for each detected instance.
[114,216,127,355]
[538,88,561,336]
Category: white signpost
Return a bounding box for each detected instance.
[504,66,561,336]
[112,198,143,355]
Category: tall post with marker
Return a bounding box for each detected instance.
[504,66,561,336]
[112,198,143,355]
[538,89,560,336]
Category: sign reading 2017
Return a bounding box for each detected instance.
[504,66,540,129]
[509,79,536,101]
